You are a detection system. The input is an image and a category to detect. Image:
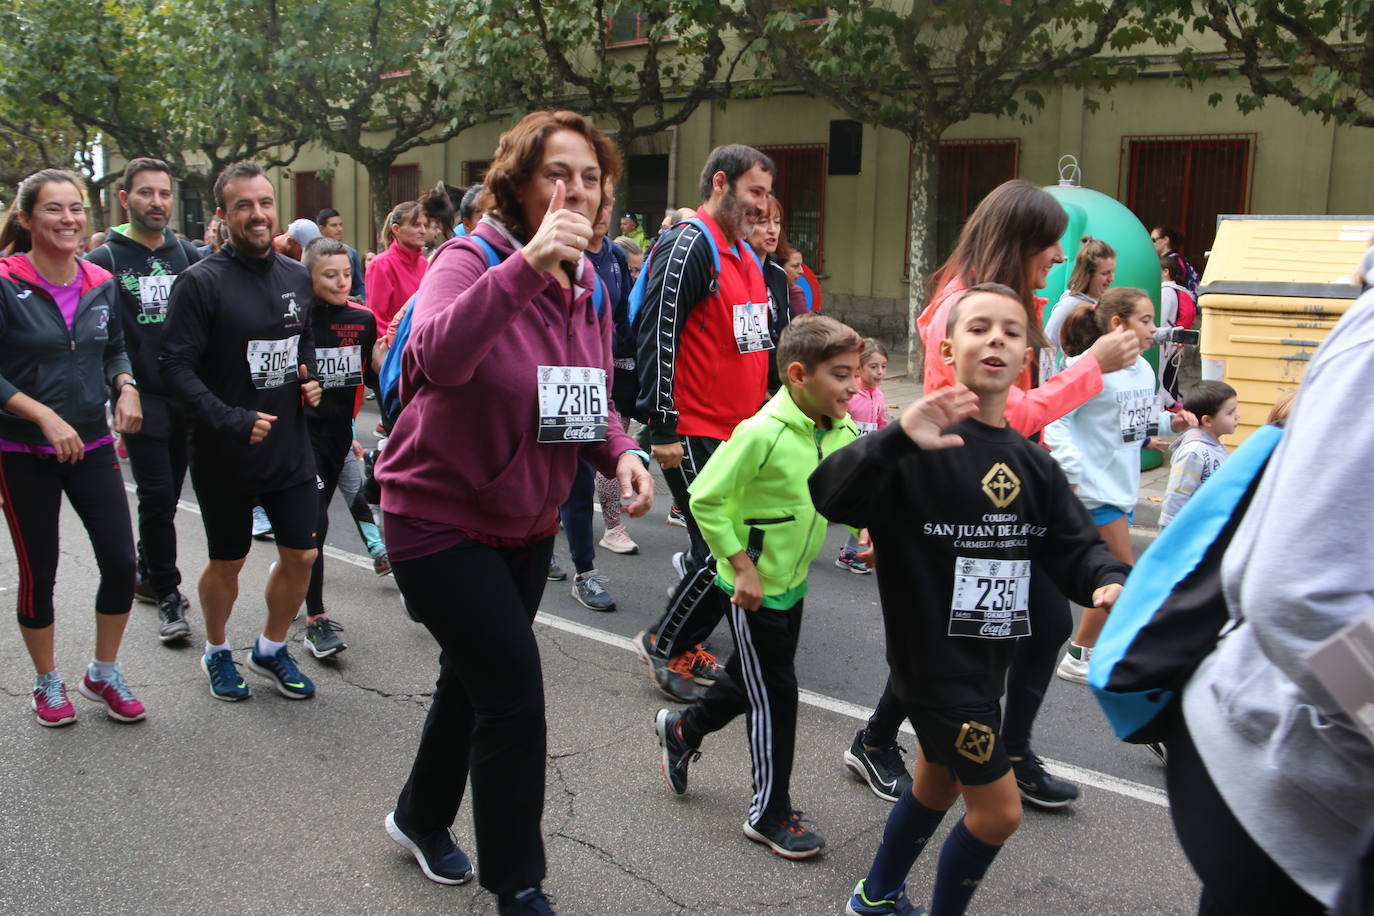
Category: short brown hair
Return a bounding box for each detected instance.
[945,282,1021,337]
[1183,380,1238,420]
[777,313,863,374]
[478,110,622,241]
[122,157,171,191]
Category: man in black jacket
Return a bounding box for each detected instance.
[88,157,202,643]
[161,160,323,704]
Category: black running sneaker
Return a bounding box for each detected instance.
[156,591,191,642]
[1012,754,1080,808]
[305,617,348,658]
[384,811,474,885]
[633,630,701,703]
[743,809,825,859]
[655,708,699,795]
[843,730,912,803]
[498,886,557,915]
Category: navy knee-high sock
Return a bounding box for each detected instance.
[863,789,949,901]
[930,816,1002,915]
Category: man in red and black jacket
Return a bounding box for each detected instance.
[633,144,776,702]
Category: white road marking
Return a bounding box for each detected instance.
[143,481,1169,810]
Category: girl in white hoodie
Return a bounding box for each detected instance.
[1045,287,1195,683]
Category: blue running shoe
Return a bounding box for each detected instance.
[845,879,926,915]
[384,811,473,885]
[247,644,315,699]
[202,650,251,702]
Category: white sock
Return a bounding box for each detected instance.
[205,640,230,661]
[88,660,119,682]
[256,634,286,658]
[35,668,61,688]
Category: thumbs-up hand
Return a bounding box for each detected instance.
[299,364,322,407]
[521,178,593,275]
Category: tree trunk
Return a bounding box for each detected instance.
[611,118,636,237]
[364,158,397,252]
[905,133,940,391]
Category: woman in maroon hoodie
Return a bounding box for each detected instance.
[375,111,653,915]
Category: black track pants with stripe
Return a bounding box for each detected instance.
[680,596,803,825]
[649,434,725,658]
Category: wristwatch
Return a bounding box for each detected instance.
[117,377,139,393]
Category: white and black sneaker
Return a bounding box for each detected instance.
[571,570,616,612]
[843,730,912,802]
[1012,754,1080,808]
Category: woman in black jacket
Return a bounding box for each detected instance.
[0,169,144,727]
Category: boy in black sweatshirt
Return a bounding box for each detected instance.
[810,283,1129,916]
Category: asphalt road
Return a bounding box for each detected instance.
[0,402,1199,914]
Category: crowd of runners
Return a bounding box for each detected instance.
[0,108,1370,916]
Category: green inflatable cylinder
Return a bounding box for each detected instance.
[1039,178,1163,471]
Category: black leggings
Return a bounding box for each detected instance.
[391,535,553,896]
[306,432,350,616]
[0,444,135,628]
[1165,712,1325,914]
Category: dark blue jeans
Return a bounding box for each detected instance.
[558,461,596,575]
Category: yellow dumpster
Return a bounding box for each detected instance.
[1199,215,1368,446]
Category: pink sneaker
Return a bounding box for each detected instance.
[79,668,146,723]
[32,677,77,727]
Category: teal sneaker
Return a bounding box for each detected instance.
[247,644,315,699]
[202,650,251,702]
[845,879,926,915]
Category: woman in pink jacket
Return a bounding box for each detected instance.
[366,200,428,328]
[845,179,1141,815]
[374,111,653,916]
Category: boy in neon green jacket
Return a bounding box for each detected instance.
[654,313,862,861]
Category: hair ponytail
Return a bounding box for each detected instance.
[381,200,421,247]
[1067,235,1116,296]
[1060,286,1149,357]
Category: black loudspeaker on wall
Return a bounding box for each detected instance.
[828,120,863,175]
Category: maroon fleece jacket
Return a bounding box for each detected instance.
[375,220,636,541]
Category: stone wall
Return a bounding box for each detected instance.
[823,292,911,350]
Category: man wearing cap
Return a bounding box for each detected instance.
[619,213,648,251]
[273,218,321,261]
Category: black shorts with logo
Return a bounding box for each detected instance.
[906,700,1011,786]
[192,472,319,560]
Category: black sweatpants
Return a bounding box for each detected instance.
[123,393,189,598]
[0,444,135,628]
[306,429,351,616]
[391,535,553,896]
[649,434,725,658]
[1164,712,1325,914]
[865,565,1073,757]
[680,596,803,825]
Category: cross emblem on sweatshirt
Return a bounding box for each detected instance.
[981,462,1021,509]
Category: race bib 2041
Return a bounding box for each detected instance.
[315,345,363,389]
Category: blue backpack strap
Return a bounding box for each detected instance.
[1089,423,1284,741]
[379,234,505,425]
[591,272,604,317]
[626,218,719,326]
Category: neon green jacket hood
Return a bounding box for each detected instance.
[687,387,859,608]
